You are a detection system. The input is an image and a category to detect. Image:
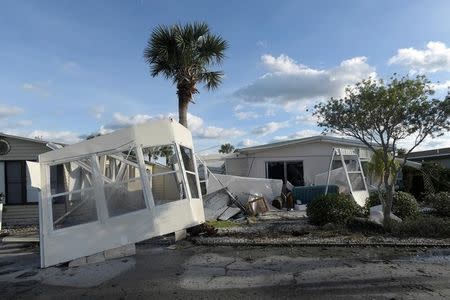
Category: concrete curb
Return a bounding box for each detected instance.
[1,236,39,243]
[192,236,450,248]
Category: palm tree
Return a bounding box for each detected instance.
[158,145,174,166]
[367,149,399,204]
[219,143,235,154]
[144,22,228,127]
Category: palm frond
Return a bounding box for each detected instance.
[200,71,224,90]
[144,22,227,93]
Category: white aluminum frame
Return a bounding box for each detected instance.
[324,147,369,206]
[38,119,205,267]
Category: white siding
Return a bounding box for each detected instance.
[0,136,50,161]
[226,141,372,185]
[0,162,4,195]
[26,161,41,203]
[224,156,249,177]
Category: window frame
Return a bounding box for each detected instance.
[265,160,304,186]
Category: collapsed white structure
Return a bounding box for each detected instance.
[315,147,369,206]
[38,119,204,267]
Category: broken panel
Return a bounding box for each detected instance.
[39,119,205,268]
[49,159,97,230]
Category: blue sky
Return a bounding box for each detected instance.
[1,0,450,152]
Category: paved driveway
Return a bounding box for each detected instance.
[0,240,449,299]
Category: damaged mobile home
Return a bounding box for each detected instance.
[38,119,204,267]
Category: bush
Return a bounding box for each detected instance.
[364,191,419,220]
[423,192,450,217]
[307,194,359,226]
[394,192,419,220]
[391,215,450,238]
[347,217,385,234]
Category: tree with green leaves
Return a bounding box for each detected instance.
[315,74,450,228]
[219,143,235,154]
[143,22,228,127]
[366,149,399,202]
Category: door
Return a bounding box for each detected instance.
[5,161,26,204]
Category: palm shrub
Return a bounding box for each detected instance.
[307,194,359,226]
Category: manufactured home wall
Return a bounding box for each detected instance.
[0,136,50,205]
[0,136,50,161]
[0,162,4,195]
[226,141,371,185]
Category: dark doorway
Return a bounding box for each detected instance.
[286,161,304,186]
[266,161,304,186]
[5,161,27,204]
[267,162,284,181]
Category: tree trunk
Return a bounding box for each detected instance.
[178,97,189,128]
[177,85,191,128]
[383,170,394,230]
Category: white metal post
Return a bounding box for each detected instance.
[339,149,353,194]
[90,155,109,223]
[357,154,369,192]
[175,143,191,201]
[325,148,336,195]
[135,144,155,209]
[191,147,203,201]
[39,163,51,268]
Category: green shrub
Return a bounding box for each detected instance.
[391,215,450,238]
[364,191,419,219]
[307,194,359,226]
[394,192,419,219]
[347,217,385,234]
[423,192,450,217]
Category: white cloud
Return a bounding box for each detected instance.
[388,41,450,73]
[238,138,260,148]
[234,54,376,110]
[105,112,154,130]
[397,132,450,152]
[256,40,267,48]
[103,112,244,140]
[0,105,23,119]
[430,80,450,92]
[265,108,276,116]
[89,105,105,119]
[234,104,245,111]
[273,129,322,141]
[22,82,51,97]
[28,130,81,144]
[194,126,245,139]
[62,61,80,72]
[234,111,259,120]
[252,121,288,136]
[295,113,319,125]
[16,120,32,126]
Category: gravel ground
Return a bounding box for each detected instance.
[0,225,38,237]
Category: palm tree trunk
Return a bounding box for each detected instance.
[177,86,191,128]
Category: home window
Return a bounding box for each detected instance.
[266,161,304,186]
[142,144,186,205]
[180,146,200,198]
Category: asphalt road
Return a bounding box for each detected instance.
[0,240,449,299]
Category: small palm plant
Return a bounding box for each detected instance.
[144,22,228,127]
[219,143,235,154]
[367,149,399,205]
